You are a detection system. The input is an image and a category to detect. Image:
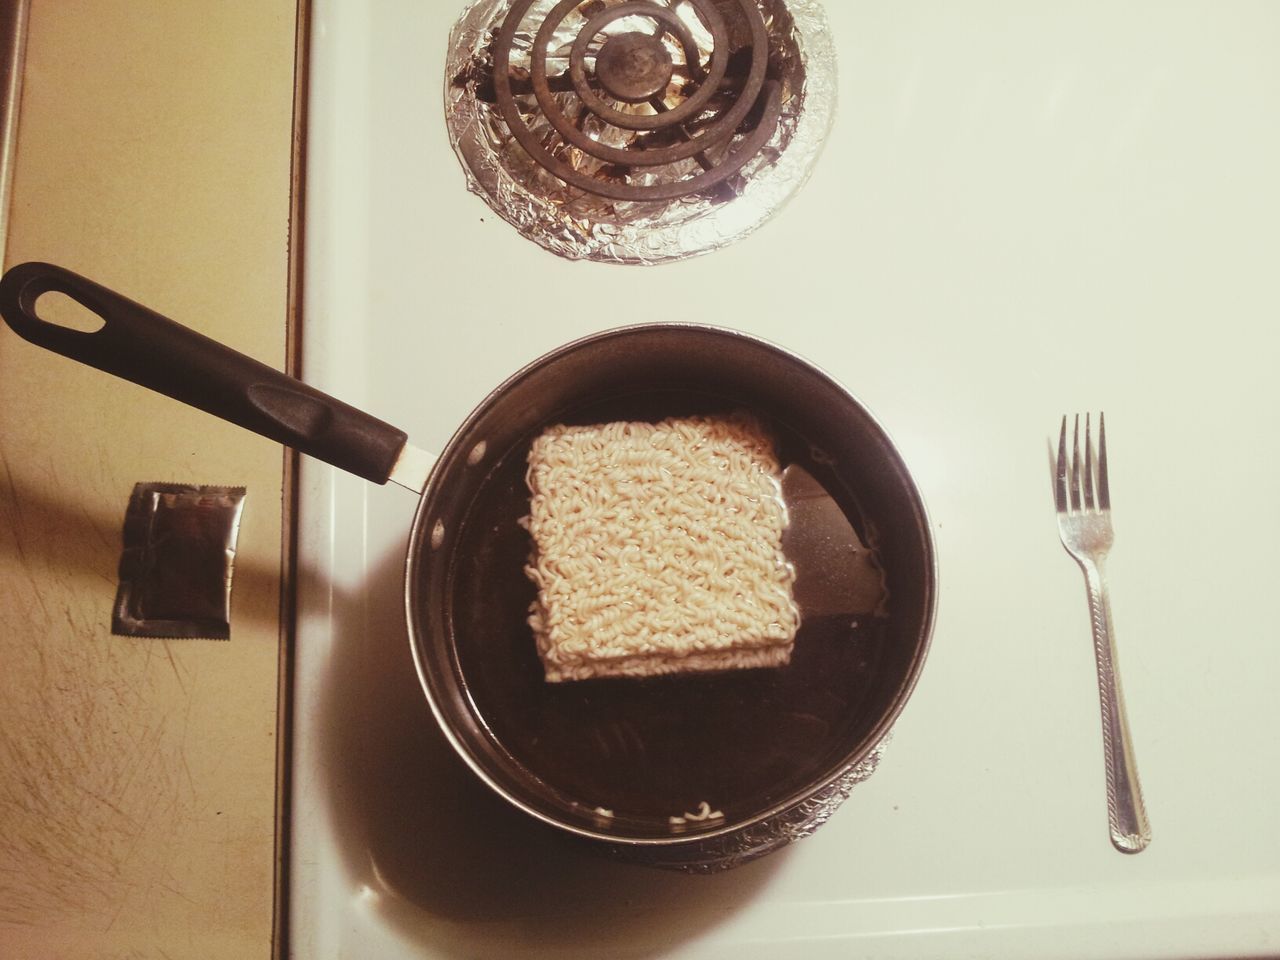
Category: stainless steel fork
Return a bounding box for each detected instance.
[1054,413,1151,853]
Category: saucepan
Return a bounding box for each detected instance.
[0,261,936,864]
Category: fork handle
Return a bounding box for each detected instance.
[1081,559,1152,853]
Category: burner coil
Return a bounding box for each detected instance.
[492,0,784,202]
[445,0,837,263]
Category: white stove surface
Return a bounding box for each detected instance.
[291,2,1280,956]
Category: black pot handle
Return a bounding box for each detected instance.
[0,262,407,484]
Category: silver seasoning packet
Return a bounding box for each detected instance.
[112,483,247,640]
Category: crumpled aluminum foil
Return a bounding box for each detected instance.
[444,0,838,264]
[601,737,889,873]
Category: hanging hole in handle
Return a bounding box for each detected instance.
[34,290,106,334]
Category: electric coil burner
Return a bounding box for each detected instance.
[446,0,837,263]
[491,0,783,203]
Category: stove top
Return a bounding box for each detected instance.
[290,1,1280,956]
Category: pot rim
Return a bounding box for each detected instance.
[403,321,938,847]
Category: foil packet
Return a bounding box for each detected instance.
[112,483,246,640]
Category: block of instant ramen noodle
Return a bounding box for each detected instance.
[522,414,799,682]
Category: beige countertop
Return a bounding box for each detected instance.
[0,1,299,956]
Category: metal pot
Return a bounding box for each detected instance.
[0,261,936,862]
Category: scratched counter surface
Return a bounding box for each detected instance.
[0,1,296,957]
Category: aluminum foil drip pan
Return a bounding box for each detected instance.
[445,0,837,264]
[600,739,889,873]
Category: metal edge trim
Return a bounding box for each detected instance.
[272,0,311,957]
[0,0,30,265]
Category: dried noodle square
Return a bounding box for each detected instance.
[523,414,799,682]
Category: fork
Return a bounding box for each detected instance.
[1054,413,1151,854]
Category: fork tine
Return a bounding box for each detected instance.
[1070,415,1083,511]
[1097,411,1111,510]
[1054,415,1069,512]
[1083,413,1096,510]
